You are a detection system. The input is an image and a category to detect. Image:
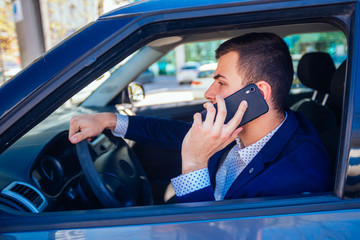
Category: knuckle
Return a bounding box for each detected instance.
[208,107,216,114]
[211,132,220,139]
[222,130,231,139]
[192,125,202,133]
[201,127,210,135]
[220,134,229,142]
[71,116,82,125]
[218,109,227,116]
[193,121,202,128]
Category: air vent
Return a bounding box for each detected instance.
[10,183,44,208]
[0,194,30,212]
[1,182,47,213]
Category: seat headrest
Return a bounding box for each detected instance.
[297,52,336,93]
[330,61,346,110]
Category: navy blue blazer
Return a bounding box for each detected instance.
[125,110,332,203]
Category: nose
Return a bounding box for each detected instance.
[204,82,217,103]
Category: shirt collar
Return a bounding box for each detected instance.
[235,111,288,163]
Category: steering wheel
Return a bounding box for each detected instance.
[75,137,153,208]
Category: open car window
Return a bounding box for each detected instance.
[65,31,347,110]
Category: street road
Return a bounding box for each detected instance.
[137,76,207,106]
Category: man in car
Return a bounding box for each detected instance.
[69,32,332,203]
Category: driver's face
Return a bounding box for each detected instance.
[204,51,246,104]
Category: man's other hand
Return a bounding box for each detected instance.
[181,95,248,174]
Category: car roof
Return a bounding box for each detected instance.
[100,0,355,20]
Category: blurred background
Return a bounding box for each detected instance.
[0,0,139,83]
[0,0,347,103]
[0,0,223,84]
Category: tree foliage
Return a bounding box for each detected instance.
[0,1,19,57]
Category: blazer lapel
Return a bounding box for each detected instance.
[224,110,300,199]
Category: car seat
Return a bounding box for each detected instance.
[328,61,347,125]
[291,52,337,135]
[321,60,347,168]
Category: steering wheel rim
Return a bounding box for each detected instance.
[76,138,153,208]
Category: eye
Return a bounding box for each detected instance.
[218,81,225,86]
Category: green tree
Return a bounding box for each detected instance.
[0,0,20,82]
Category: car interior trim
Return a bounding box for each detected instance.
[1,181,47,213]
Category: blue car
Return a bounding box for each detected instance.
[1,0,360,239]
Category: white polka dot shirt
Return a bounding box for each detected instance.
[112,113,129,137]
[213,127,280,200]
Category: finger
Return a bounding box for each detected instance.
[218,127,243,150]
[68,117,80,141]
[227,100,248,130]
[230,127,243,140]
[193,112,203,127]
[70,132,84,144]
[213,95,227,131]
[203,102,216,128]
[70,127,94,144]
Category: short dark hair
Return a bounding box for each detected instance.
[216,32,294,112]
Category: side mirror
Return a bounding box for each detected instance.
[127,82,145,103]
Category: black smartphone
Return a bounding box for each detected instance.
[201,84,269,127]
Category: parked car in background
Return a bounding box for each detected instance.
[176,62,200,84]
[0,0,360,239]
[191,63,217,87]
[191,63,217,99]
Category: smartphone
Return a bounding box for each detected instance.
[201,84,269,127]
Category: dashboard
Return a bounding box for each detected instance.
[32,132,81,197]
[0,128,117,213]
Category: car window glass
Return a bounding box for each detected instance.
[134,32,347,108]
[62,52,138,107]
[284,31,347,92]
[132,41,222,107]
[63,32,347,110]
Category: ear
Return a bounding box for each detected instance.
[256,81,272,102]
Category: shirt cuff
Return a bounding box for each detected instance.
[111,113,129,137]
[171,168,211,197]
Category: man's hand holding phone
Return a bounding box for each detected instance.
[181,95,248,174]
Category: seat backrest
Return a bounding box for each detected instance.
[328,61,347,125]
[320,60,346,171]
[296,52,336,95]
[291,52,337,135]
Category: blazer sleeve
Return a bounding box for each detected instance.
[124,115,192,151]
[176,186,215,203]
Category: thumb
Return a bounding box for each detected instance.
[70,132,86,144]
